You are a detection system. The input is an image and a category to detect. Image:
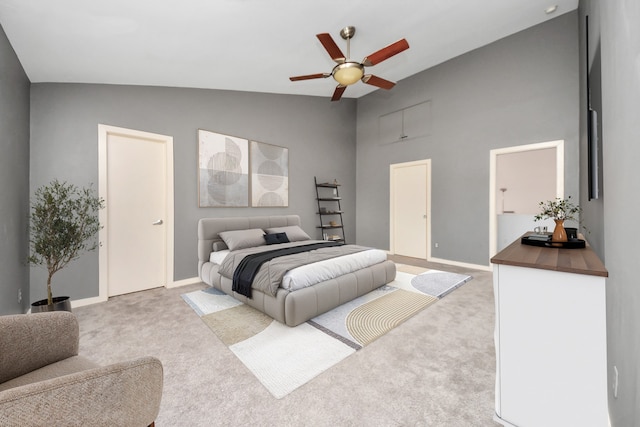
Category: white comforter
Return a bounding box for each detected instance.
[209,247,387,292]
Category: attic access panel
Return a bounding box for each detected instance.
[378,101,432,144]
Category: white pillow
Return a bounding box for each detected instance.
[218,228,266,251]
[264,225,311,242]
[209,250,229,265]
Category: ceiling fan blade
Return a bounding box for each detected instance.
[289,73,331,81]
[331,85,347,101]
[362,74,396,90]
[362,38,409,67]
[316,33,346,63]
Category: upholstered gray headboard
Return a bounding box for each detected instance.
[197,215,302,270]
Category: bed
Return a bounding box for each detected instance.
[197,215,396,326]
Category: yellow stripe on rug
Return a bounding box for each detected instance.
[346,289,437,345]
[202,304,273,346]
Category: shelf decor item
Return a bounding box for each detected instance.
[534,197,581,244]
[28,179,105,312]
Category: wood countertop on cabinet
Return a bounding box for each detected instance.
[490,233,608,278]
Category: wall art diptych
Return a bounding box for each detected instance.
[250,141,289,207]
[198,129,249,207]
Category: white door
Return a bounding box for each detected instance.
[391,160,429,258]
[99,126,174,297]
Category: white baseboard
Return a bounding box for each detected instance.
[388,251,492,272]
[62,277,201,310]
[167,277,201,288]
[71,295,108,309]
[427,257,492,272]
[27,295,109,312]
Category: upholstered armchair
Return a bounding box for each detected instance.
[0,312,163,427]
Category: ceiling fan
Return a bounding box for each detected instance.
[289,26,409,101]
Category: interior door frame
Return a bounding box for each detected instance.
[489,139,564,260]
[97,124,174,301]
[389,159,432,259]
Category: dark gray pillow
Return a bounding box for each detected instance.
[275,232,290,243]
[264,232,290,245]
[218,228,266,251]
[264,225,310,242]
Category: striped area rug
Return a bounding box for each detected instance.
[345,289,436,346]
[181,268,471,398]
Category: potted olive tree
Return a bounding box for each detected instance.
[28,179,105,312]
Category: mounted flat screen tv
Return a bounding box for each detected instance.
[588,108,599,199]
[586,15,602,200]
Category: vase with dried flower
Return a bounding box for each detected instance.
[534,197,581,244]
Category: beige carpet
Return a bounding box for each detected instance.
[72,261,500,426]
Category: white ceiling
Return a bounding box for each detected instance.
[0,0,578,99]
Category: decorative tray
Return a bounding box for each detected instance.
[521,236,586,249]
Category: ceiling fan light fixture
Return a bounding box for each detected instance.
[289,26,409,100]
[333,62,364,86]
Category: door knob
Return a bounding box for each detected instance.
[152,219,163,225]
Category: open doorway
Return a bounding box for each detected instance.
[489,140,564,258]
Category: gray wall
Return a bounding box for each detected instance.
[355,12,580,266]
[596,0,640,424]
[0,23,30,314]
[30,84,356,302]
[579,0,605,259]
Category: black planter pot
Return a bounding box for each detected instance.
[31,296,72,313]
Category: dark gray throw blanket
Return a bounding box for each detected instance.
[232,241,343,298]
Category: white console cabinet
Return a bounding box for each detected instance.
[491,236,608,427]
